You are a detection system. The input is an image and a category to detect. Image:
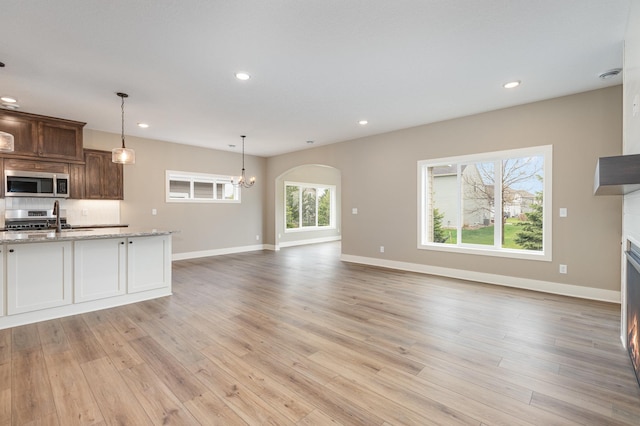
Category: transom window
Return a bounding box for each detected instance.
[285,182,335,231]
[166,170,240,203]
[418,145,552,260]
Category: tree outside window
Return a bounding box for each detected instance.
[420,145,551,261]
[285,183,334,230]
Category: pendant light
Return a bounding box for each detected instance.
[0,131,14,152]
[112,92,135,164]
[233,135,255,188]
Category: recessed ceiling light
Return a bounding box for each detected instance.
[503,81,521,89]
[598,68,622,80]
[2,103,19,110]
[0,96,17,103]
[306,140,314,144]
[137,123,149,128]
[235,72,251,81]
[358,120,368,125]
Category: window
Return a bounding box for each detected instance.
[166,170,240,203]
[418,145,552,260]
[285,182,334,231]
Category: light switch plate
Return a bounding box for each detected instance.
[559,208,567,217]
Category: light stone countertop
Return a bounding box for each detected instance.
[0,228,173,243]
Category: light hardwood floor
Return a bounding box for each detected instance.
[1,242,640,425]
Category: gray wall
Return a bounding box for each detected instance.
[267,86,623,293]
[83,86,623,295]
[83,130,266,256]
[624,1,640,243]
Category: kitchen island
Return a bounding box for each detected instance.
[0,228,172,330]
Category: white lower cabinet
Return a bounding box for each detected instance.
[74,238,126,302]
[7,241,73,315]
[127,235,171,293]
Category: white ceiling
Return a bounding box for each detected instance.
[0,0,631,157]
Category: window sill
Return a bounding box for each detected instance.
[418,242,551,262]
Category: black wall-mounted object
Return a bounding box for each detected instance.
[594,153,640,195]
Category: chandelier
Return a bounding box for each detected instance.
[233,135,255,188]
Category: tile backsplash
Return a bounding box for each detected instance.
[2,198,121,227]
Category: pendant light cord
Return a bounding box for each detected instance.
[117,92,129,149]
[241,135,246,172]
[121,94,126,148]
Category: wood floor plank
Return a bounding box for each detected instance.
[190,357,296,425]
[100,307,149,342]
[128,336,206,403]
[37,320,71,355]
[80,356,152,425]
[60,317,106,364]
[136,318,205,367]
[182,392,248,426]
[325,374,444,426]
[240,351,386,425]
[11,349,56,425]
[43,350,103,425]
[2,242,639,425]
[0,329,10,363]
[119,363,200,425]
[199,343,315,422]
[295,409,344,425]
[12,324,40,353]
[0,364,10,426]
[80,312,144,371]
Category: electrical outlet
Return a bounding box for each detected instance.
[559,264,568,274]
[151,208,157,215]
[352,208,358,215]
[256,235,260,241]
[380,246,385,253]
[81,209,88,216]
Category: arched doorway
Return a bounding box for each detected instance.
[274,164,341,250]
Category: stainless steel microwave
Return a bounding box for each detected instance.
[4,170,70,198]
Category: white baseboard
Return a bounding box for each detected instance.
[340,254,621,303]
[173,244,268,261]
[278,236,341,248]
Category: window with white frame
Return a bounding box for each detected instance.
[166,170,240,203]
[418,145,552,260]
[285,182,335,231]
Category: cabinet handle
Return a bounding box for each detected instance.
[9,249,14,253]
[120,241,125,245]
[129,241,133,244]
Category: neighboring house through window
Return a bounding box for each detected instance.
[166,170,240,203]
[418,145,552,261]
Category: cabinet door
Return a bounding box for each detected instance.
[69,163,85,199]
[127,235,171,293]
[6,241,73,315]
[38,120,84,161]
[74,239,126,302]
[84,150,103,199]
[84,149,123,200]
[102,155,123,199]
[0,112,38,156]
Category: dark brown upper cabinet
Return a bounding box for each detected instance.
[84,149,123,200]
[0,110,85,162]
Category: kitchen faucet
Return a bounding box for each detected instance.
[52,200,62,233]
